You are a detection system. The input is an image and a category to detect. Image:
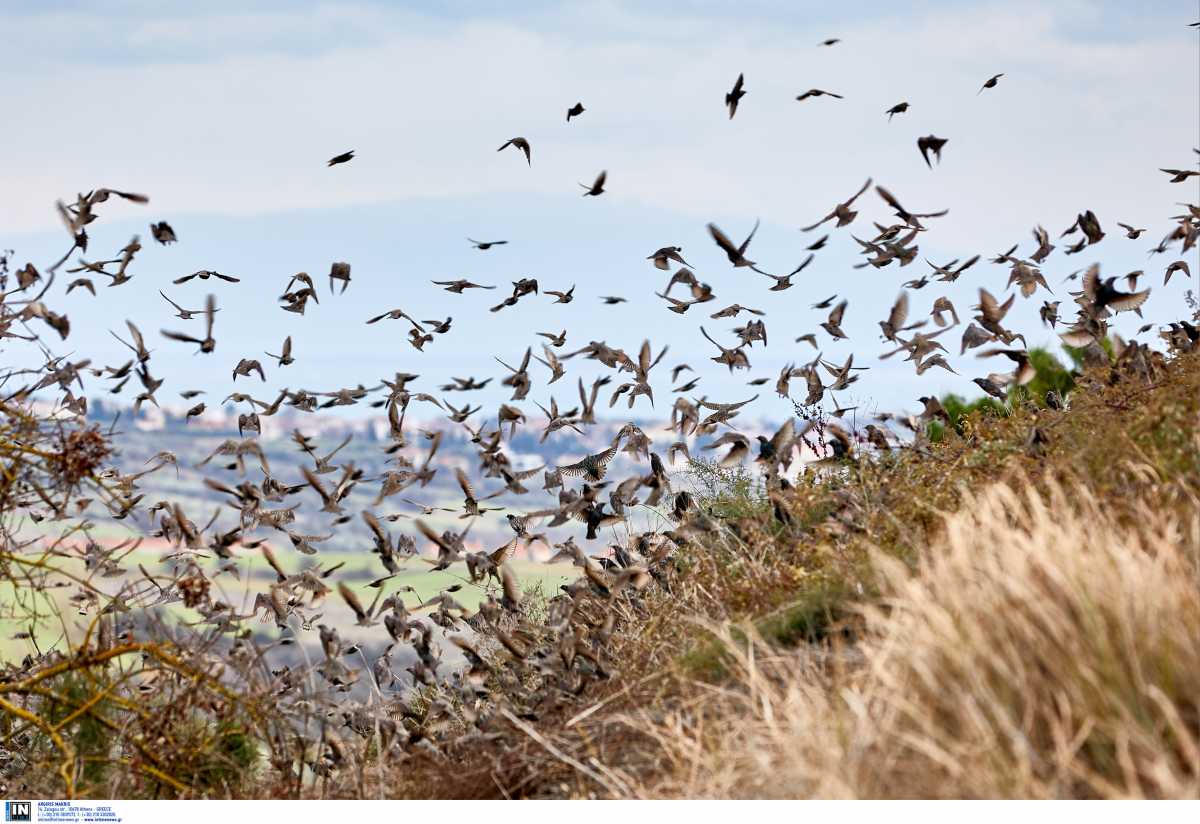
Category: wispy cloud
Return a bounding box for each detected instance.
[1,2,1195,412]
[2,1,1193,238]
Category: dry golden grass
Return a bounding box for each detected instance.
[636,475,1200,798]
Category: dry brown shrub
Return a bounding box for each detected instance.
[637,474,1200,798]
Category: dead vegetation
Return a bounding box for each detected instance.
[354,350,1200,800]
[4,341,1200,799]
[640,475,1200,798]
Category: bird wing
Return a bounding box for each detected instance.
[738,219,760,256]
[1108,288,1151,314]
[828,300,847,327]
[204,294,216,340]
[844,177,873,207]
[337,582,368,622]
[455,467,475,499]
[1081,264,1101,302]
[707,223,740,260]
[888,292,909,330]
[769,418,795,453]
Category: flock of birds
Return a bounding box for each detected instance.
[4,27,1200,773]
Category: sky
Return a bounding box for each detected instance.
[2,0,1198,424]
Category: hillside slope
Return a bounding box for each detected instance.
[380,348,1200,799]
[6,348,1198,799]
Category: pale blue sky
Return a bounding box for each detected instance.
[3,1,1197,419]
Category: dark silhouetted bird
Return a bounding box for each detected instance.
[498,137,531,164]
[917,135,948,168]
[978,73,1004,94]
[580,170,607,196]
[725,73,746,119]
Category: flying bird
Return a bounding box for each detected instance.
[265,336,294,367]
[498,137,531,165]
[708,220,760,268]
[329,261,351,294]
[150,221,177,244]
[795,89,844,101]
[978,73,1004,94]
[580,170,607,196]
[647,246,690,270]
[1081,264,1151,313]
[161,294,217,353]
[327,150,355,166]
[801,178,872,231]
[232,358,266,382]
[820,300,849,340]
[801,178,878,230]
[917,135,948,168]
[173,270,240,285]
[977,347,1036,386]
[725,73,746,119]
[1159,168,1198,182]
[433,279,495,292]
[1164,259,1191,285]
[160,291,217,320]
